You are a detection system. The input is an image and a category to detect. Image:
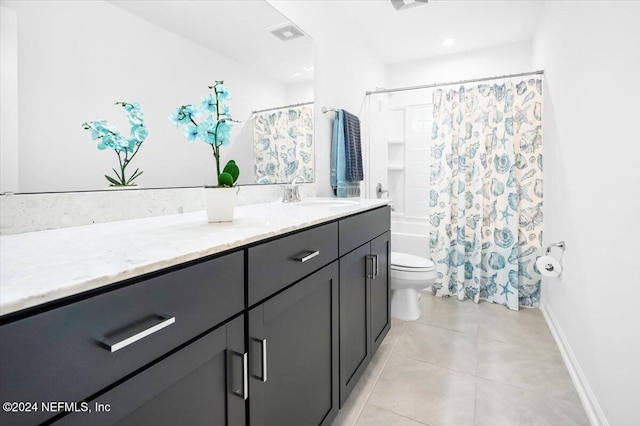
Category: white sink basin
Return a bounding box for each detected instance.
[295,199,359,208]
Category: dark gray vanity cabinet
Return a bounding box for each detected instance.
[0,205,390,426]
[0,251,244,426]
[370,231,391,354]
[248,262,339,426]
[56,315,246,426]
[338,208,391,406]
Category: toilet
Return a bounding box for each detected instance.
[390,252,436,321]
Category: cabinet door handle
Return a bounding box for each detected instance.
[107,316,175,353]
[297,250,320,262]
[366,255,375,279]
[229,351,248,400]
[253,337,268,382]
[374,254,380,278]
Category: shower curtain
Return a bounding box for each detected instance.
[429,79,543,310]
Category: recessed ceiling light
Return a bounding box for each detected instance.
[291,73,302,78]
[442,38,455,47]
[304,67,314,72]
[282,31,294,38]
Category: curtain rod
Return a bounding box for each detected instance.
[252,101,313,115]
[366,70,544,96]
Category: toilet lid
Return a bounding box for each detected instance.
[391,252,435,271]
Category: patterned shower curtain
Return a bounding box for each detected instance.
[429,79,543,310]
[253,105,314,184]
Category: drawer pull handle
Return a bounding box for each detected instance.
[229,351,248,400]
[297,250,320,263]
[108,316,175,353]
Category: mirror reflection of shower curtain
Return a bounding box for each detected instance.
[429,79,543,310]
[253,105,314,184]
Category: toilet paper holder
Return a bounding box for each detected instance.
[541,241,566,272]
[545,241,566,256]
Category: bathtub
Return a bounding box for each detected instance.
[390,218,430,259]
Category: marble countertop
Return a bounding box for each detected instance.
[0,198,389,316]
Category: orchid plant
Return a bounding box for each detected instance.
[82,102,148,186]
[169,81,240,187]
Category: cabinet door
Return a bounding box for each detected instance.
[338,243,372,407]
[370,231,391,354]
[55,316,246,426]
[249,262,339,426]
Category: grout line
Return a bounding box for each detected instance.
[409,318,479,338]
[351,328,406,425]
[400,353,478,379]
[367,403,433,426]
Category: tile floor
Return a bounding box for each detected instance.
[332,293,590,426]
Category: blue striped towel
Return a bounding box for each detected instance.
[342,110,364,182]
[331,110,360,197]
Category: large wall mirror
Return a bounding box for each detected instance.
[0,0,314,193]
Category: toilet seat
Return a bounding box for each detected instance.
[391,252,435,272]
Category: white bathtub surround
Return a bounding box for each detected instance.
[391,218,430,259]
[0,184,315,235]
[0,198,388,316]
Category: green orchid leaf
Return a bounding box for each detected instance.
[223,160,240,184]
[126,168,143,185]
[218,172,234,187]
[105,175,121,186]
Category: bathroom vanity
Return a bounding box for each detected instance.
[0,199,390,426]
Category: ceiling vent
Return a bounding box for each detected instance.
[269,24,306,42]
[390,0,429,11]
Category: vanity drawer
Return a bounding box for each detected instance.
[248,222,338,306]
[339,206,390,256]
[0,251,243,426]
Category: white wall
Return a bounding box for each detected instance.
[387,40,532,88]
[3,0,287,192]
[533,2,640,425]
[0,6,19,193]
[268,0,387,197]
[285,80,314,105]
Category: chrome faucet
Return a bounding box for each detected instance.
[282,175,305,203]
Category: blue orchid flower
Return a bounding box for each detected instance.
[131,125,148,143]
[83,101,149,186]
[183,125,199,142]
[196,116,216,144]
[216,120,233,146]
[122,102,140,112]
[216,83,231,101]
[201,94,217,113]
[169,104,200,126]
[127,109,144,126]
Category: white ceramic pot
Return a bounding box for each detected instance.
[203,186,239,222]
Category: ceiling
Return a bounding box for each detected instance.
[300,0,545,64]
[108,0,314,84]
[107,0,544,83]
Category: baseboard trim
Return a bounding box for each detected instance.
[540,303,608,426]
